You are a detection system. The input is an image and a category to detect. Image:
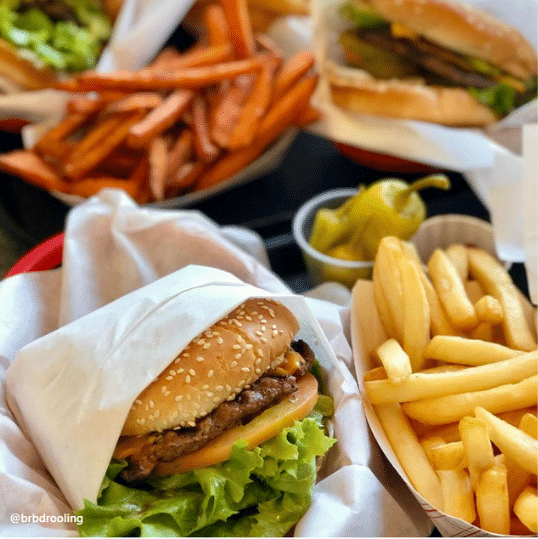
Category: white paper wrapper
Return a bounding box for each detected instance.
[0,189,433,536]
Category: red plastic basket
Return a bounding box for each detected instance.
[6,233,65,277]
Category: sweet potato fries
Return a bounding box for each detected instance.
[0,0,319,203]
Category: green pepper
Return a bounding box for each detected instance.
[309,174,451,264]
[350,174,451,260]
[308,186,365,253]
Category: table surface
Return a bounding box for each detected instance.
[0,127,529,297]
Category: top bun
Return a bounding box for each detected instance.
[363,0,537,79]
[122,299,300,436]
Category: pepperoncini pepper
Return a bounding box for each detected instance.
[309,174,451,262]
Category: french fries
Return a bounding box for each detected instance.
[355,238,538,534]
[0,0,319,203]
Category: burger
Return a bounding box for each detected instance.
[327,0,538,126]
[76,298,335,537]
[0,0,117,94]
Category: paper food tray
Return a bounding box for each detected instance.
[5,265,337,512]
[349,213,537,538]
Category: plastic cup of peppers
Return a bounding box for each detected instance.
[292,175,451,288]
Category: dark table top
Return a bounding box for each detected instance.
[2,126,530,298]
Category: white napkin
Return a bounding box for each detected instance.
[0,190,432,536]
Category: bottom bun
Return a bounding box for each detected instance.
[0,39,57,92]
[327,63,498,126]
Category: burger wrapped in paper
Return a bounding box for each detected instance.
[6,267,335,537]
[328,0,537,125]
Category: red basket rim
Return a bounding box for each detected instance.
[6,233,65,277]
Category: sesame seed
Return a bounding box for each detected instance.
[188,421,196,427]
[139,418,146,425]
[261,337,267,343]
[202,384,209,390]
[185,375,191,383]
[178,368,185,374]
[196,356,205,362]
[164,391,171,397]
[175,395,183,401]
[208,370,214,378]
[245,316,253,321]
[256,331,263,336]
[217,338,224,344]
[241,367,250,372]
[174,357,181,364]
[166,374,174,380]
[186,394,192,401]
[149,400,155,408]
[257,348,264,357]
[183,352,190,357]
[161,386,167,393]
[216,385,224,391]
[235,353,242,360]
[213,397,221,403]
[255,368,262,374]
[135,399,142,405]
[170,370,176,376]
[189,369,196,376]
[233,344,241,350]
[207,391,214,397]
[245,343,253,350]
[255,357,262,364]
[203,343,210,349]
[154,410,160,418]
[148,414,154,421]
[226,384,232,392]
[231,360,238,367]
[261,326,266,331]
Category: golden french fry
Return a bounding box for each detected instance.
[476,464,510,535]
[437,468,476,523]
[375,339,412,384]
[474,295,503,324]
[514,486,538,533]
[475,406,538,475]
[418,408,537,444]
[459,415,494,490]
[445,244,469,281]
[430,441,467,470]
[467,321,494,341]
[420,435,445,463]
[396,254,430,371]
[396,241,455,338]
[502,451,533,509]
[402,375,538,425]
[374,402,444,510]
[364,350,537,405]
[372,262,399,340]
[428,249,479,332]
[467,247,537,351]
[519,412,538,439]
[423,335,523,366]
[373,237,406,341]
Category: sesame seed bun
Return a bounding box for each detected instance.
[121,299,300,436]
[363,0,537,79]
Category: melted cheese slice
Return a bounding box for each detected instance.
[154,372,319,475]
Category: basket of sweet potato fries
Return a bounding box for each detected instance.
[0,0,319,205]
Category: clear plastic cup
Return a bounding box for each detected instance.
[292,189,373,289]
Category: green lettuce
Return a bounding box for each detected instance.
[339,0,387,29]
[0,0,111,71]
[467,83,517,117]
[77,406,335,537]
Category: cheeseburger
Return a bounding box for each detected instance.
[328,0,537,125]
[77,298,335,537]
[0,0,116,94]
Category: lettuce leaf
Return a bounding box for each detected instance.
[467,83,516,117]
[0,0,110,71]
[77,410,335,537]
